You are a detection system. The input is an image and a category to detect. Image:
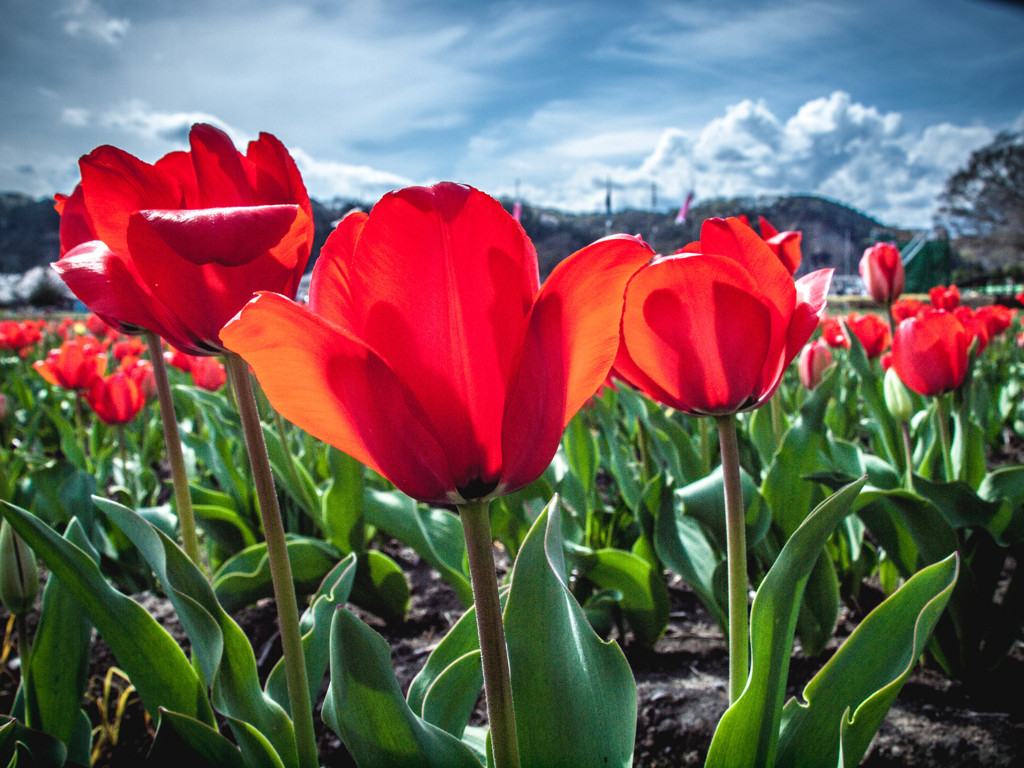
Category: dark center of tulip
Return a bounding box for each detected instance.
[457,477,499,501]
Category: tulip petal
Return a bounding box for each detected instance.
[187,123,255,207]
[221,292,455,504]
[620,254,772,414]
[500,234,655,493]
[344,183,539,488]
[309,211,368,326]
[79,145,182,258]
[138,205,299,266]
[892,312,969,396]
[126,206,312,350]
[53,241,204,351]
[785,268,834,364]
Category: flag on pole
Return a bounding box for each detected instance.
[675,190,693,225]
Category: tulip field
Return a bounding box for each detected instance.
[0,123,1023,767]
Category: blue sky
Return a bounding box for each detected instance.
[2,0,1023,227]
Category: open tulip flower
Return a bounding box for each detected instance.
[615,216,832,416]
[52,123,314,355]
[223,182,654,505]
[33,337,108,391]
[891,309,970,397]
[892,297,924,323]
[86,372,145,425]
[845,311,891,359]
[859,242,905,305]
[929,284,961,311]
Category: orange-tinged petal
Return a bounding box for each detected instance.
[499,234,654,493]
[621,254,772,414]
[221,292,455,504]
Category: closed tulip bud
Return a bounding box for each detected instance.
[0,521,39,616]
[884,367,917,423]
[859,242,905,304]
[798,339,833,389]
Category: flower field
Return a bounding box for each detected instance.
[0,123,1022,767]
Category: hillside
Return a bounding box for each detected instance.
[0,191,903,280]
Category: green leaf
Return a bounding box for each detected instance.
[705,477,867,768]
[0,501,214,729]
[504,496,637,767]
[151,710,249,768]
[93,497,298,768]
[675,466,767,552]
[563,412,599,496]
[350,549,410,625]
[323,609,484,768]
[23,520,94,763]
[777,554,958,768]
[321,448,367,554]
[192,504,257,556]
[262,422,321,525]
[978,465,1024,545]
[212,536,341,613]
[265,553,358,714]
[568,546,670,646]
[0,717,68,768]
[420,651,484,740]
[761,368,838,536]
[363,489,472,606]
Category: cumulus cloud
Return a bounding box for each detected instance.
[621,92,995,227]
[98,101,248,147]
[57,0,129,46]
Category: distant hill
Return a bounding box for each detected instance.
[0,191,906,280]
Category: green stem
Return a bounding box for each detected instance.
[458,499,519,768]
[935,395,956,483]
[716,414,749,705]
[145,332,202,570]
[225,353,317,768]
[901,421,916,493]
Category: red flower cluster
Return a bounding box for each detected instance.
[929,285,961,311]
[33,337,108,391]
[0,320,43,355]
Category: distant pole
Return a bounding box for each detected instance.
[649,181,658,251]
[605,177,613,236]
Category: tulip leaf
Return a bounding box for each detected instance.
[23,519,94,763]
[212,536,341,613]
[363,488,472,606]
[978,465,1024,545]
[93,496,298,768]
[0,716,70,768]
[350,548,411,625]
[321,447,367,554]
[567,546,670,646]
[323,608,484,768]
[777,553,958,768]
[705,477,867,768]
[675,465,767,552]
[504,496,637,768]
[151,709,249,768]
[261,421,322,525]
[420,650,484,740]
[265,553,358,714]
[793,554,840,657]
[192,503,258,556]
[0,501,215,728]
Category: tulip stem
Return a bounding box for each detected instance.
[717,414,749,705]
[226,353,318,768]
[145,332,202,571]
[901,422,916,493]
[459,499,520,768]
[935,394,956,483]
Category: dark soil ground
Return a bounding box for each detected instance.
[3,538,1022,767]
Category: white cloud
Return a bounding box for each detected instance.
[290,149,414,202]
[60,108,90,127]
[98,101,249,148]
[57,0,129,46]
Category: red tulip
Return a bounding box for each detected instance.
[190,356,227,391]
[0,320,42,353]
[120,356,157,400]
[929,284,960,311]
[891,309,970,396]
[52,124,314,355]
[33,338,107,391]
[845,312,891,359]
[222,182,654,504]
[757,216,802,275]
[86,373,145,425]
[615,217,832,415]
[880,351,893,372]
[891,297,924,323]
[859,242,904,304]
[112,337,146,361]
[821,316,848,348]
[164,347,197,373]
[975,304,1016,338]
[798,339,833,390]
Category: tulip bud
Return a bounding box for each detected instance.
[0,520,39,616]
[884,367,917,423]
[798,339,833,389]
[859,242,905,304]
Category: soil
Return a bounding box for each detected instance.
[4,539,1022,767]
